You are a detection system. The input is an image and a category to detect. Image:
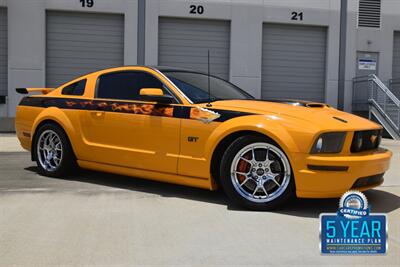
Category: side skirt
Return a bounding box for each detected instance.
[77,160,215,190]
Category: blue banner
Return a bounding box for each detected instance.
[320,214,387,254]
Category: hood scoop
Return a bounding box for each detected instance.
[264,99,328,108]
[305,103,326,108]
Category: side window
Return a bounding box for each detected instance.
[96,71,165,101]
[62,79,86,96]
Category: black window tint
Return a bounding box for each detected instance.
[96,71,164,100]
[62,79,86,96]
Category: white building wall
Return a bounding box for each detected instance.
[230,2,263,98]
[0,0,138,130]
[0,0,399,130]
[344,0,400,112]
[145,0,340,103]
[7,0,45,121]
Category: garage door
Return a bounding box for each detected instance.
[158,17,230,80]
[261,24,327,102]
[392,32,400,78]
[46,11,124,88]
[0,8,7,97]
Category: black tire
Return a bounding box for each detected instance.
[219,135,295,211]
[33,123,77,177]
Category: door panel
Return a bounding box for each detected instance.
[79,103,180,174]
[356,51,378,77]
[354,52,379,109]
[0,8,6,97]
[78,70,181,174]
[393,32,400,78]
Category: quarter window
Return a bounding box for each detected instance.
[62,79,86,96]
[96,71,166,101]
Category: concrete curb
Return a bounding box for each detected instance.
[0,134,25,152]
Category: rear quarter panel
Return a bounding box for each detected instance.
[16,99,84,158]
[15,105,43,151]
[30,107,85,157]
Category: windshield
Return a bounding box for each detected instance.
[163,71,254,104]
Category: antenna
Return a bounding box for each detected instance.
[206,49,212,107]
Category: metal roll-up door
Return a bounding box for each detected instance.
[261,23,327,102]
[392,32,400,79]
[391,32,400,98]
[158,17,230,80]
[46,11,124,88]
[0,8,7,97]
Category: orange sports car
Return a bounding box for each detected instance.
[15,66,392,210]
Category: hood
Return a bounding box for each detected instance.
[203,99,381,131]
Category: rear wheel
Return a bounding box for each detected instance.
[220,135,295,210]
[34,123,77,177]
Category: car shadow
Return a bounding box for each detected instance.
[24,166,228,206]
[276,189,400,218]
[25,166,400,218]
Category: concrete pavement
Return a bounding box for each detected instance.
[0,135,399,266]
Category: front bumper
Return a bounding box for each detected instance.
[292,148,392,198]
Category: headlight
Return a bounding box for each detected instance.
[310,132,346,154]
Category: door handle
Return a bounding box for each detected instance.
[89,111,105,117]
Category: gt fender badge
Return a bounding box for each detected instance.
[188,136,199,142]
[190,106,220,124]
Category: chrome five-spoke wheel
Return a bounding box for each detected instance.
[230,142,291,203]
[37,129,63,172]
[34,123,76,177]
[220,135,294,210]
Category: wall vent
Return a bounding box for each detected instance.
[358,0,381,28]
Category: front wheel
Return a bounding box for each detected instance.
[219,135,295,210]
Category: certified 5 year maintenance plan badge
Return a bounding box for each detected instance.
[320,190,387,254]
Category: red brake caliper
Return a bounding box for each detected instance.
[236,154,251,184]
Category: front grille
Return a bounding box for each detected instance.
[351,173,384,189]
[350,129,382,153]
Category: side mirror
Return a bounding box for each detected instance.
[139,88,174,104]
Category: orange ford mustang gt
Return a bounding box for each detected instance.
[15,66,392,210]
